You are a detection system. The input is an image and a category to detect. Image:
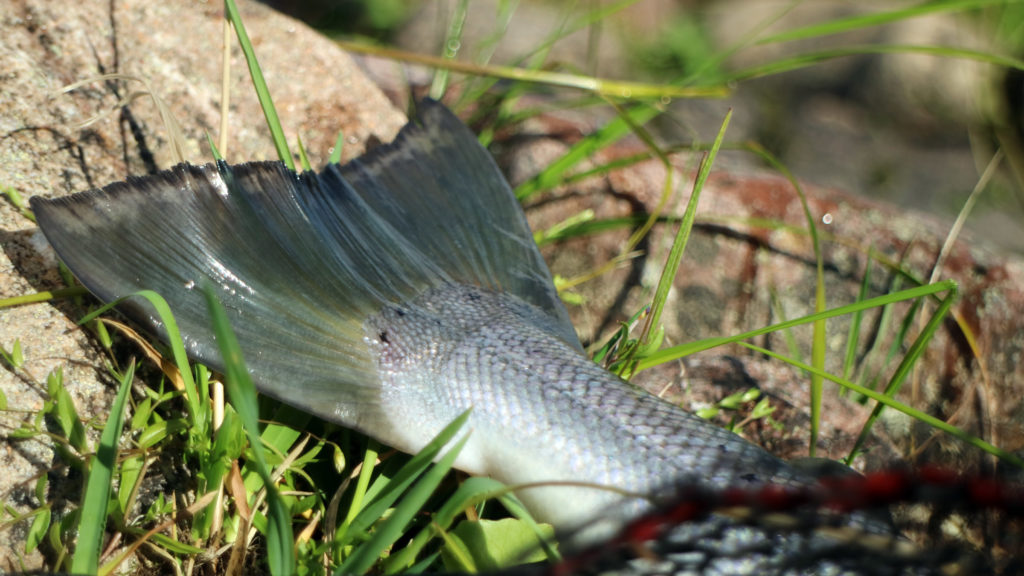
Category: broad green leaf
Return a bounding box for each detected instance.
[443,518,555,572]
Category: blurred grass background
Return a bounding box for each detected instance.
[260,0,1024,253]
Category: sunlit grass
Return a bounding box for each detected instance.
[2,0,1021,574]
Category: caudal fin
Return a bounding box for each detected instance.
[30,99,579,434]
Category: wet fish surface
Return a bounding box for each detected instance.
[32,100,939,574]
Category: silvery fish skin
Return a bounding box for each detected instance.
[31,100,912,573]
[363,284,803,534]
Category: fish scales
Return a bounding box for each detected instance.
[365,284,803,534]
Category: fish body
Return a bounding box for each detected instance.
[31,100,918,573]
[364,283,802,533]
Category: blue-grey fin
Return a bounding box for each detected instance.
[338,99,580,350]
[30,99,580,432]
[31,161,448,433]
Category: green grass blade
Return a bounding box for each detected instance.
[223,0,294,170]
[545,142,696,192]
[842,256,874,383]
[745,143,826,457]
[854,271,905,394]
[70,360,135,575]
[885,297,925,377]
[641,110,731,356]
[404,552,443,574]
[206,131,224,161]
[338,410,472,547]
[514,103,663,201]
[0,287,89,309]
[450,0,690,106]
[536,214,674,246]
[557,100,684,297]
[384,477,557,573]
[337,421,471,575]
[451,0,522,109]
[25,506,50,556]
[339,440,379,533]
[635,280,957,371]
[3,185,36,223]
[429,0,469,100]
[848,286,960,460]
[524,0,641,71]
[855,272,924,400]
[201,284,295,576]
[740,341,1024,469]
[78,291,203,431]
[296,135,312,172]
[335,41,726,102]
[727,44,1024,83]
[50,370,88,454]
[756,0,1007,45]
[329,131,345,165]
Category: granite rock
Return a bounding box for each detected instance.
[0,0,403,569]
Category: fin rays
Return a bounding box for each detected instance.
[31,99,579,433]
